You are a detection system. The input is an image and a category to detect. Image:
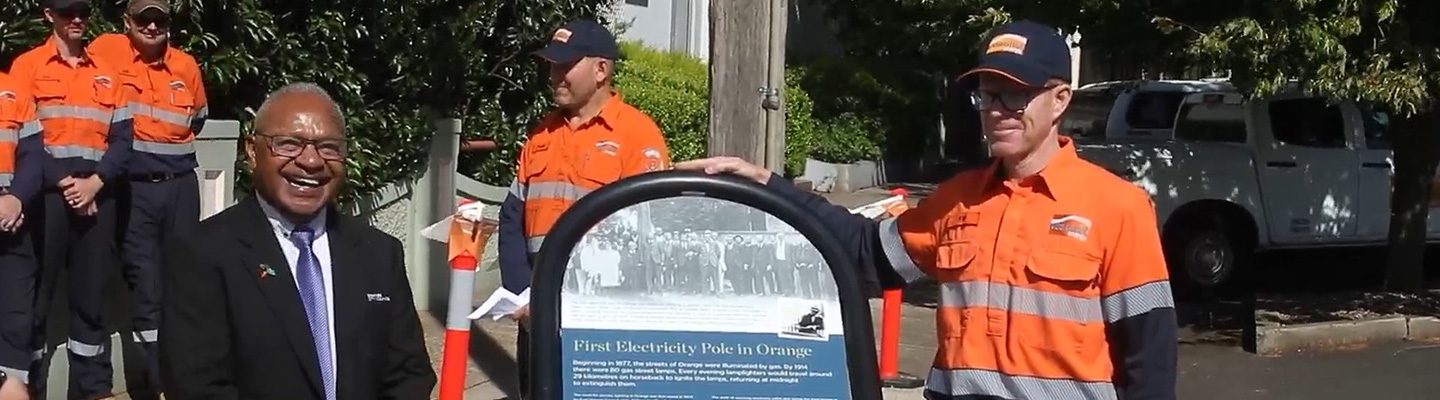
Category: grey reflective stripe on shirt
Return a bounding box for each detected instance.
[112,104,132,122]
[926,368,1118,400]
[47,145,103,161]
[940,281,1104,323]
[879,218,926,283]
[133,139,195,155]
[39,105,113,125]
[527,235,546,253]
[1101,280,1174,323]
[19,120,41,138]
[0,173,13,187]
[509,179,525,198]
[0,128,16,142]
[130,102,194,127]
[526,181,591,202]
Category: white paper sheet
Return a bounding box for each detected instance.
[418,201,491,243]
[467,287,531,320]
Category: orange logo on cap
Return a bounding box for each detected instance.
[986,34,1028,55]
[553,29,573,43]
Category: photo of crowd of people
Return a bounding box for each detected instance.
[559,197,839,302]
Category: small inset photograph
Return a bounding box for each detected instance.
[776,298,828,341]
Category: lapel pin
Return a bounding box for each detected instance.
[259,263,277,279]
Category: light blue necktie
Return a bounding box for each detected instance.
[290,226,335,400]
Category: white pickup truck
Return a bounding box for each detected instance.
[1065,80,1427,290]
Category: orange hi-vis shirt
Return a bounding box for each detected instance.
[876,136,1175,399]
[87,33,209,175]
[496,92,671,292]
[0,72,44,202]
[9,37,133,185]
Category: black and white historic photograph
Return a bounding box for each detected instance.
[559,197,839,302]
[777,298,828,341]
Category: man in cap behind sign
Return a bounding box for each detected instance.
[674,20,1178,400]
[86,2,209,397]
[496,19,673,398]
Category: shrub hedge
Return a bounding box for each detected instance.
[614,42,886,177]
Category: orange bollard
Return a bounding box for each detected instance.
[438,199,497,400]
[439,253,479,400]
[878,188,924,388]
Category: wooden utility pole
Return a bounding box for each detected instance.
[708,0,777,168]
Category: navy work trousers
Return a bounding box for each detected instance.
[117,171,199,395]
[29,188,118,400]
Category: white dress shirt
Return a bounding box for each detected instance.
[257,195,338,377]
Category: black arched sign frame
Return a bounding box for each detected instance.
[529,170,883,400]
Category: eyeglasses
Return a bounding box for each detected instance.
[256,134,349,161]
[970,85,1060,113]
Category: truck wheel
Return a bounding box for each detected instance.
[1178,228,1236,286]
[1164,218,1247,295]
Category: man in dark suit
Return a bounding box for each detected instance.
[158,82,436,400]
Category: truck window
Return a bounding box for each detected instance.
[1360,103,1391,150]
[1062,90,1117,141]
[1174,101,1247,143]
[1124,92,1188,135]
[1268,98,1347,148]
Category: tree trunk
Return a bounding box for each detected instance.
[1385,109,1439,292]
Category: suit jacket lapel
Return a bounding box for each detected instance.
[326,209,367,400]
[233,196,324,396]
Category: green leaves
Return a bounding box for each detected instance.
[1,0,609,204]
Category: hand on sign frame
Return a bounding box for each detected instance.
[672,157,774,185]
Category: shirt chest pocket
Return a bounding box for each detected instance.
[934,211,985,277]
[33,77,68,102]
[1025,243,1102,292]
[1017,244,1104,354]
[168,85,196,109]
[576,143,622,185]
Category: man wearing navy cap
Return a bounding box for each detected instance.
[499,19,672,399]
[675,20,1178,400]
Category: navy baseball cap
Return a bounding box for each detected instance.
[957,20,1072,88]
[535,19,620,65]
[46,0,91,10]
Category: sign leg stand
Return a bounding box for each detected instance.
[879,288,924,388]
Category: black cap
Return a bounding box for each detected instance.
[535,19,620,65]
[957,20,1072,88]
[46,0,91,10]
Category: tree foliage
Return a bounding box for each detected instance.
[2,0,610,203]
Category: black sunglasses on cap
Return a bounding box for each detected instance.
[131,10,170,28]
[53,7,91,20]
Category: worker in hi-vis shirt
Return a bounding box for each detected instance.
[0,70,44,400]
[8,0,135,398]
[86,1,209,397]
[497,19,671,400]
[674,20,1178,400]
